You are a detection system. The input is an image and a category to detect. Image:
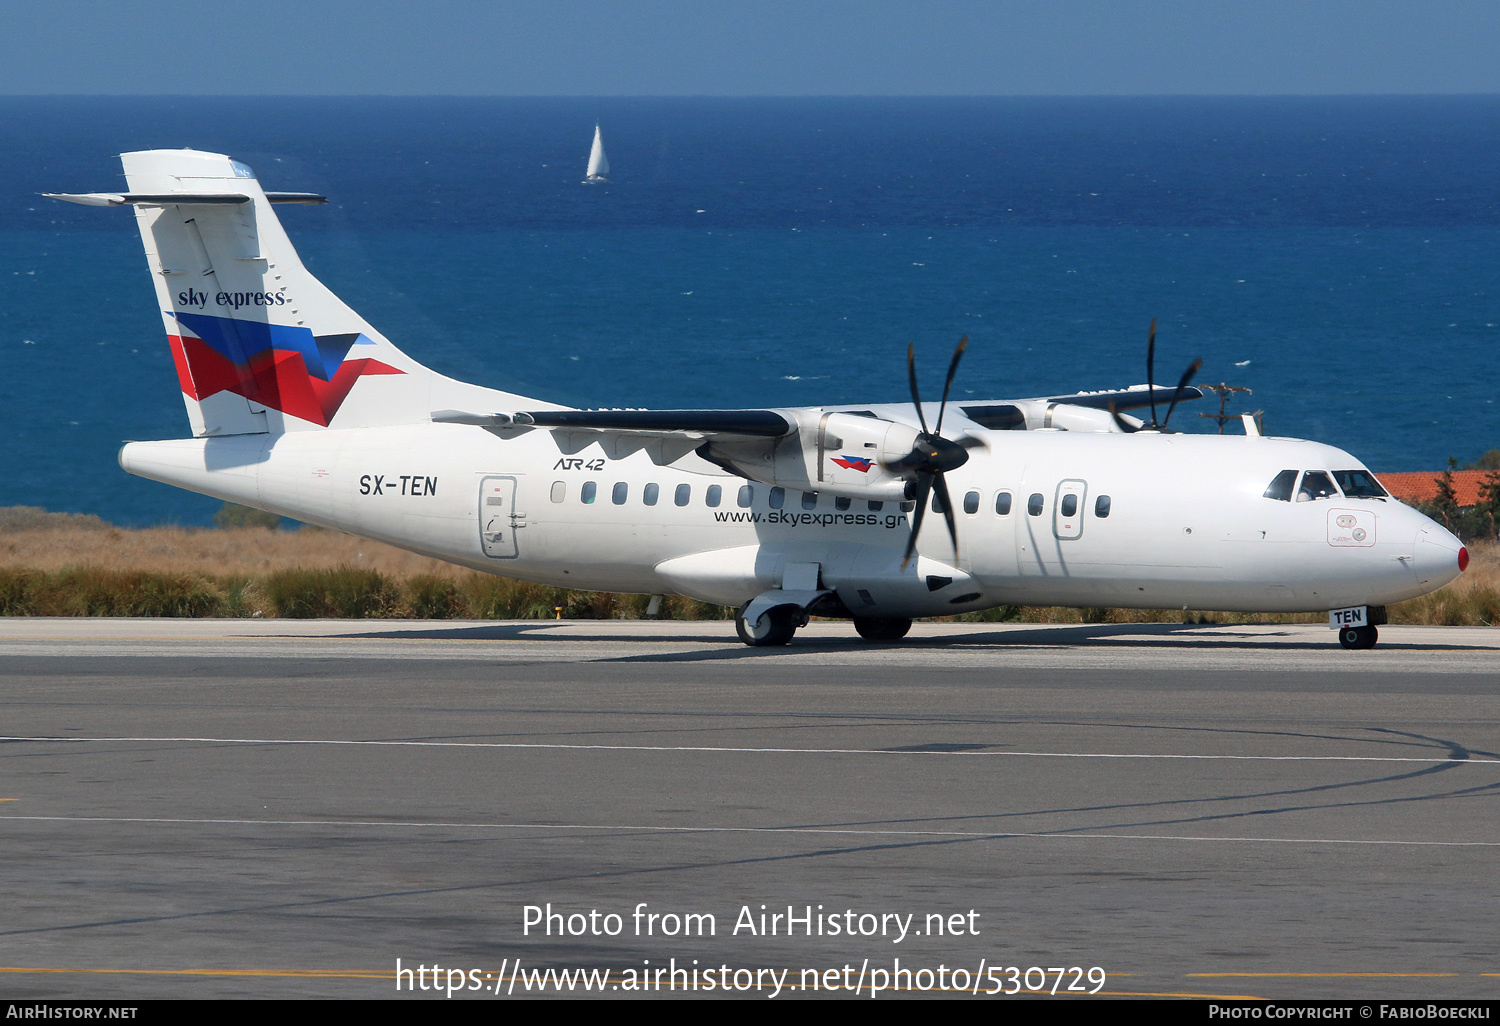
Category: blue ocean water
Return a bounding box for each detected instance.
[2,97,1497,526]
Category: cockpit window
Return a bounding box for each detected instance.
[1263,470,1297,502]
[1297,471,1338,502]
[1332,470,1388,498]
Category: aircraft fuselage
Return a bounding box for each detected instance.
[120,416,1464,620]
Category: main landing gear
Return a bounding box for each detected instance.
[853,617,913,642]
[1338,624,1378,650]
[734,605,917,647]
[735,603,804,647]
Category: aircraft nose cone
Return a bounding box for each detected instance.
[1411,524,1466,590]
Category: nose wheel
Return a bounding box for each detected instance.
[1338,625,1378,650]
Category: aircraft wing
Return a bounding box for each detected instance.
[432,408,793,437]
[1035,385,1205,411]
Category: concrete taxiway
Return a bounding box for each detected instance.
[0,618,1497,1000]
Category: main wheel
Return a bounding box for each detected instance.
[853,617,913,642]
[735,603,798,647]
[1338,625,1378,650]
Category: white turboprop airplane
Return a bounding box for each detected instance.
[48,149,1469,649]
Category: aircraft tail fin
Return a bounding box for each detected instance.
[54,149,544,436]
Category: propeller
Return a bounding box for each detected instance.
[1110,318,1203,433]
[890,336,974,569]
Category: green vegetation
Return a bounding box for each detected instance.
[1413,458,1500,543]
[0,567,222,617]
[212,502,284,530]
[0,560,1491,626]
[0,564,734,620]
[262,566,403,618]
[0,507,111,532]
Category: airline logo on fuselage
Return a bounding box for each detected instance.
[832,455,874,473]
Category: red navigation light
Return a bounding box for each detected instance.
[1458,547,1470,572]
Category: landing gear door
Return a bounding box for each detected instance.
[480,476,521,559]
[1054,479,1087,541]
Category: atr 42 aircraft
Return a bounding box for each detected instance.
[49,149,1469,649]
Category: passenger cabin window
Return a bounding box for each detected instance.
[643,483,659,506]
[550,481,566,503]
[1263,469,1297,502]
[706,485,722,507]
[1094,494,1111,518]
[995,491,1012,516]
[769,487,785,509]
[867,500,884,511]
[835,496,851,511]
[1027,493,1044,516]
[581,481,597,504]
[1298,471,1338,502]
[1333,470,1388,498]
[1060,493,1078,518]
[612,482,628,505]
[737,485,754,508]
[963,490,979,514]
[900,501,915,512]
[674,483,690,507]
[802,491,818,510]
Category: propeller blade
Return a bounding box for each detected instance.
[1146,318,1158,428]
[906,343,930,435]
[931,472,960,555]
[955,433,988,451]
[901,474,933,569]
[933,335,967,436]
[1161,358,1204,430]
[1108,399,1139,434]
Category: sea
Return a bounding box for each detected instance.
[1,96,1497,527]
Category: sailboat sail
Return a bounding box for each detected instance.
[586,125,609,180]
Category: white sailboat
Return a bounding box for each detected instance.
[584,124,609,183]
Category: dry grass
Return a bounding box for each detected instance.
[0,510,1492,625]
[0,524,460,577]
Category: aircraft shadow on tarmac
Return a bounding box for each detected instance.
[311,620,1493,661]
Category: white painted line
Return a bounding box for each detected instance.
[0,736,1489,765]
[0,813,1494,847]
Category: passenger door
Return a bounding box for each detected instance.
[479,476,522,559]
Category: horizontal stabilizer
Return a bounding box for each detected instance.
[45,192,325,206]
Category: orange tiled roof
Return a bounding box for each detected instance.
[1374,470,1495,507]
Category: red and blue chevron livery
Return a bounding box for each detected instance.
[831,455,874,473]
[167,311,403,427]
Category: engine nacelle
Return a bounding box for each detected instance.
[705,410,921,501]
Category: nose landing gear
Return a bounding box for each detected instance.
[1338,624,1378,650]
